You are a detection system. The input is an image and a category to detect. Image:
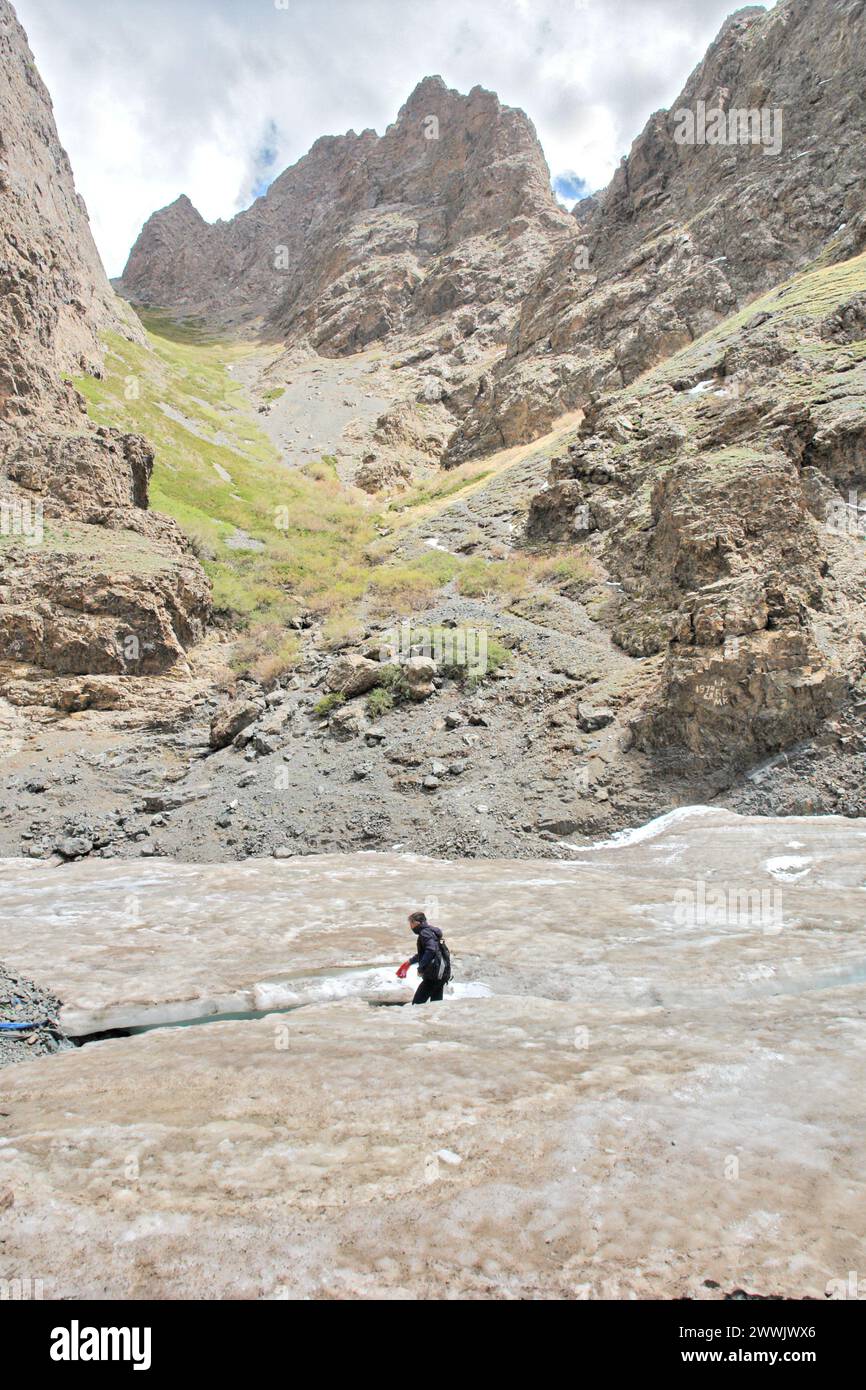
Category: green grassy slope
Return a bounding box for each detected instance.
[73,312,383,676]
[72,310,593,677]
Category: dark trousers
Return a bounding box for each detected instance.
[412,977,445,1005]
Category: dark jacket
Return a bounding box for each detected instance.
[409,923,444,979]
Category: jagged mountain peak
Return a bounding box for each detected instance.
[448,0,866,463]
[118,75,574,352]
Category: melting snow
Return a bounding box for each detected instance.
[765,856,813,882]
[571,805,719,852]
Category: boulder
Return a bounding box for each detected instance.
[250,709,289,756]
[404,656,436,702]
[55,836,93,860]
[325,654,382,698]
[577,704,615,732]
[329,705,367,740]
[209,699,261,750]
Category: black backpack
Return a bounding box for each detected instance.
[420,933,453,984]
[435,939,453,984]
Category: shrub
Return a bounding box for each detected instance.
[314,692,345,719]
[366,687,395,719]
[229,626,301,682]
[321,611,366,650]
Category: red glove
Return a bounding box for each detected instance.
[396,961,410,979]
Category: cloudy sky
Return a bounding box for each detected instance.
[15,0,772,276]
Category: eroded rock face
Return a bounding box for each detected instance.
[0,810,864,1297]
[526,247,866,767]
[447,0,866,461]
[0,0,127,404]
[0,0,210,692]
[119,76,576,359]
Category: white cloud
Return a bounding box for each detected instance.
[13,0,773,276]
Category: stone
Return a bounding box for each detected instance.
[209,700,261,750]
[329,705,367,740]
[403,656,436,702]
[55,836,93,860]
[537,816,580,836]
[325,654,382,698]
[142,787,212,813]
[577,704,615,732]
[251,729,281,756]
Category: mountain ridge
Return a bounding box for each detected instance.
[119,73,577,357]
[2,0,866,865]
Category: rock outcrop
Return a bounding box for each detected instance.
[9,0,866,796]
[0,0,124,401]
[447,0,866,461]
[120,76,576,359]
[526,245,866,767]
[0,0,210,696]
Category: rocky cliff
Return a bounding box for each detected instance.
[0,0,210,705]
[525,243,866,771]
[3,0,865,848]
[447,0,866,461]
[120,76,577,357]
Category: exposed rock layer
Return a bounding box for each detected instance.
[0,0,210,692]
[526,247,866,766]
[448,0,866,461]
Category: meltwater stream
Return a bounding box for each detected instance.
[1,805,865,1038]
[2,806,865,1301]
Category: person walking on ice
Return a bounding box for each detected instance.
[396,910,452,1004]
